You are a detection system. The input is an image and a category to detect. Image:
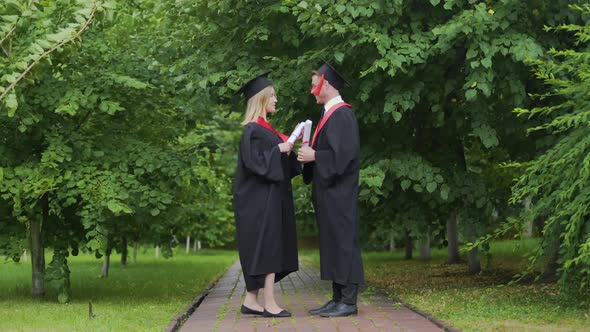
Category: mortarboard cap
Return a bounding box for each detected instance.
[234,71,273,100]
[317,62,348,90]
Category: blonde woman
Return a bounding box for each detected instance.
[233,72,299,318]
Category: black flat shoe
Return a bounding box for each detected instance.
[262,309,292,318]
[241,305,264,315]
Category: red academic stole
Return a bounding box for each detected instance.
[311,102,352,147]
[256,117,289,142]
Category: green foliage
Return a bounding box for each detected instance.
[336,240,590,331]
[506,4,590,294]
[177,0,585,259]
[0,0,238,301]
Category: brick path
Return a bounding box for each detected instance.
[179,261,447,332]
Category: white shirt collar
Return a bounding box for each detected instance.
[324,95,344,114]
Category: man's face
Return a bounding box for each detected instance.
[310,74,325,104]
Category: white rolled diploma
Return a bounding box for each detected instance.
[287,122,305,144]
[301,120,312,147]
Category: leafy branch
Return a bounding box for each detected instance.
[0,1,97,104]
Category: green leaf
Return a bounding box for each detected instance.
[58,293,70,304]
[465,89,477,101]
[87,239,100,251]
[430,0,441,6]
[5,92,18,117]
[481,57,492,68]
[392,111,402,122]
[435,175,444,183]
[107,200,122,213]
[150,208,160,216]
[334,51,344,63]
[441,185,450,200]
[426,182,437,193]
[401,180,411,190]
[370,196,379,205]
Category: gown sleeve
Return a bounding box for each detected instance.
[240,125,284,182]
[313,109,359,185]
[288,152,302,179]
[302,163,313,184]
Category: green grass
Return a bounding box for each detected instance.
[303,239,590,332]
[0,249,237,332]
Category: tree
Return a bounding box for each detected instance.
[183,0,583,275]
[481,4,590,295]
[0,0,237,302]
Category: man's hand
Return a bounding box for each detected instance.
[297,146,316,163]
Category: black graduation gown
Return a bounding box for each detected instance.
[302,106,364,285]
[233,122,300,291]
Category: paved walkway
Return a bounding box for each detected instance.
[179,261,447,332]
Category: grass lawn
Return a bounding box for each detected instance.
[303,239,590,332]
[0,249,237,332]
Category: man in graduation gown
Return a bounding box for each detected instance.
[297,63,364,317]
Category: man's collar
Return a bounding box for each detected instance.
[324,95,344,113]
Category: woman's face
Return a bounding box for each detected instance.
[266,87,278,113]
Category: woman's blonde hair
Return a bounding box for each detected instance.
[241,86,274,125]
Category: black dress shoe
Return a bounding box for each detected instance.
[319,303,358,317]
[240,305,264,315]
[308,300,337,315]
[262,309,292,318]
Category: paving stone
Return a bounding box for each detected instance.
[178,260,451,332]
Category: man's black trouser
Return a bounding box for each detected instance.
[332,282,358,305]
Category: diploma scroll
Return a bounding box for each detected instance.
[287,122,305,144]
[301,120,312,147]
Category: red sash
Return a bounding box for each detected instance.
[256,117,288,142]
[311,102,352,147]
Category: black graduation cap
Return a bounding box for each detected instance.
[317,62,348,90]
[234,71,273,100]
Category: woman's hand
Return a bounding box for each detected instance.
[278,142,294,154]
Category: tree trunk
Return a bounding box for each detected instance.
[186,236,190,254]
[31,194,48,297]
[468,246,481,274]
[197,240,201,250]
[419,233,431,261]
[404,230,413,260]
[447,209,461,264]
[389,229,395,252]
[133,240,138,264]
[30,218,45,297]
[101,249,111,278]
[22,249,28,263]
[466,223,481,274]
[121,237,128,267]
[193,238,197,252]
[541,238,560,281]
[155,245,160,258]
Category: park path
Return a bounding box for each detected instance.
[177,260,455,332]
